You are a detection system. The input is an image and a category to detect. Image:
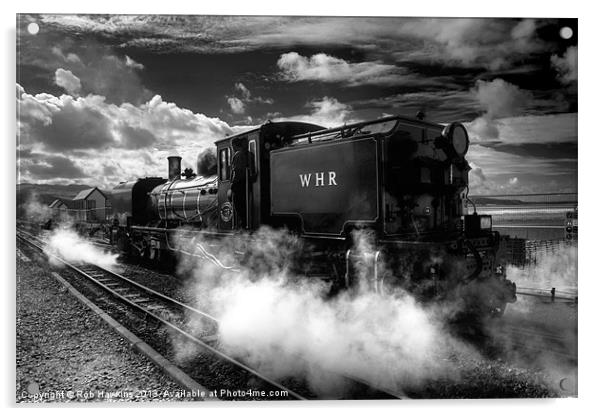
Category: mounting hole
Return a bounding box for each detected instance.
[560,26,573,40]
[27,22,39,35]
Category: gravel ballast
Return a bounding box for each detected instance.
[17,233,571,400]
[16,243,196,403]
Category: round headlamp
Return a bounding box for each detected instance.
[442,122,469,156]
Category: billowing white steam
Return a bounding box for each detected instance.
[22,193,54,222]
[506,244,577,292]
[488,244,578,396]
[212,276,454,394]
[176,227,469,395]
[44,227,118,269]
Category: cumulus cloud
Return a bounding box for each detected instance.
[276,96,352,127]
[24,155,87,179]
[125,55,144,70]
[472,79,532,119]
[54,68,82,95]
[277,52,409,87]
[51,46,82,63]
[234,82,251,100]
[551,46,577,84]
[467,163,491,195]
[17,84,236,186]
[226,82,273,115]
[466,79,532,141]
[227,97,246,114]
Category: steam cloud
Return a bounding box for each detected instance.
[507,244,577,293]
[175,227,473,396]
[44,226,118,269]
[21,193,54,222]
[487,244,578,396]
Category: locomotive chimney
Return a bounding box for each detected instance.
[167,156,182,181]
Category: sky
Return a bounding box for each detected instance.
[16,14,578,194]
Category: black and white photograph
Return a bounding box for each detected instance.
[14,8,582,405]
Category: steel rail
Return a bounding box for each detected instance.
[17,230,308,401]
[19,228,406,400]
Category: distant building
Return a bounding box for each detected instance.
[49,198,69,218]
[72,187,109,222]
[49,198,67,210]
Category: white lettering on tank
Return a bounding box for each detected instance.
[315,172,325,186]
[299,173,312,187]
[328,171,337,186]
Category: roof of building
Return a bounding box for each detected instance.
[73,187,107,200]
[49,198,67,208]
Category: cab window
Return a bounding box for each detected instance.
[219,147,231,181]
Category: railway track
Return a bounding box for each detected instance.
[17,228,405,400]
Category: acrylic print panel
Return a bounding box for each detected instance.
[16,14,577,402]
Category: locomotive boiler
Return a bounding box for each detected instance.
[109,116,516,317]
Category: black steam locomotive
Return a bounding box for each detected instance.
[109,116,516,316]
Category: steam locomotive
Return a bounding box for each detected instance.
[109,116,516,317]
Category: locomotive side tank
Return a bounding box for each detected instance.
[271,136,379,235]
[269,116,467,239]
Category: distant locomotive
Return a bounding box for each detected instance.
[108,116,516,317]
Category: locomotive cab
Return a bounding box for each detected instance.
[214,121,325,232]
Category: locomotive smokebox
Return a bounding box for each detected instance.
[167,156,182,181]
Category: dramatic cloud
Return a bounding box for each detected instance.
[467,79,532,141]
[54,68,81,95]
[469,164,488,190]
[43,15,547,72]
[551,46,577,84]
[234,82,251,100]
[17,84,237,186]
[277,52,408,86]
[227,97,246,114]
[226,82,273,115]
[23,154,87,179]
[19,25,152,105]
[472,79,532,119]
[125,55,144,70]
[51,47,82,64]
[350,90,477,122]
[465,113,577,194]
[16,14,577,196]
[277,96,353,127]
[395,18,543,70]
